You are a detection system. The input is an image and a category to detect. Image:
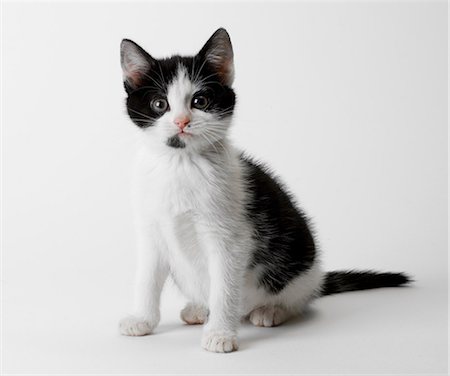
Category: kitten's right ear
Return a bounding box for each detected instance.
[120,39,154,89]
[198,28,234,86]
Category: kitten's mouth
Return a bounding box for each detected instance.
[178,130,192,136]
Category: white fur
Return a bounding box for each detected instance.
[119,65,324,352]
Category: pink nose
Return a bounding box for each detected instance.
[174,116,191,130]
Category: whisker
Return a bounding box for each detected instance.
[130,117,155,123]
[193,45,222,85]
[191,56,196,82]
[194,58,209,84]
[128,108,155,120]
[141,72,165,91]
[194,72,219,87]
[196,80,222,87]
[199,132,221,155]
[132,85,161,92]
[157,63,168,88]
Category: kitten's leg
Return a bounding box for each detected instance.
[119,227,168,336]
[248,305,292,327]
[200,232,245,353]
[180,303,208,325]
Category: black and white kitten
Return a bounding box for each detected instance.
[119,28,410,353]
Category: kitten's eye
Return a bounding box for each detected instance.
[151,98,169,113]
[192,95,209,110]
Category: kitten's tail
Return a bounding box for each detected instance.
[321,270,412,296]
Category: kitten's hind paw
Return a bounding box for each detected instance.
[119,315,157,336]
[180,303,208,325]
[201,330,238,353]
[249,305,290,327]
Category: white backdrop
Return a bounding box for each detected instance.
[2,1,448,375]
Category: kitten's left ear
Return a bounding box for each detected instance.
[198,28,234,86]
[120,39,155,89]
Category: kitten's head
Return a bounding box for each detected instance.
[120,28,236,151]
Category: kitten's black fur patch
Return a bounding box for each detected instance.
[167,135,186,149]
[242,156,316,294]
[242,156,410,295]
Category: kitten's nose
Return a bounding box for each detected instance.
[174,115,191,130]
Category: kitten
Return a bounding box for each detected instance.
[118,28,410,353]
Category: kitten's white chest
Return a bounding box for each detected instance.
[134,150,215,216]
[134,149,216,303]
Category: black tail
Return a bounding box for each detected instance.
[321,270,412,296]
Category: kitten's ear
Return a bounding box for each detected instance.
[120,39,154,89]
[198,28,234,86]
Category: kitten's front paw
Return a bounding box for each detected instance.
[201,330,238,353]
[119,316,157,336]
